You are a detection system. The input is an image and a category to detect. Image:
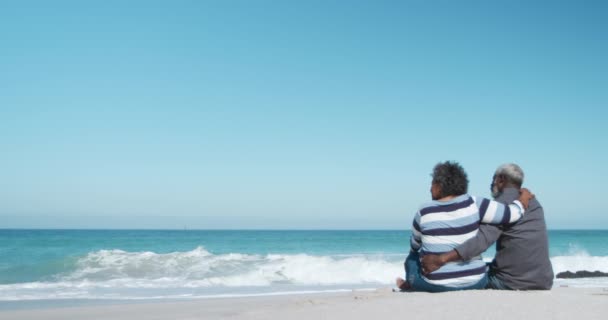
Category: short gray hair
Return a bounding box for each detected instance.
[495,163,524,187]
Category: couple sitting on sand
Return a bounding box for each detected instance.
[396,161,554,292]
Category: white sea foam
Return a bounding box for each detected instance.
[0,247,402,301]
[60,247,400,286]
[2,247,608,301]
[549,251,608,288]
[551,252,608,274]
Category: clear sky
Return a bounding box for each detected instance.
[1,0,606,229]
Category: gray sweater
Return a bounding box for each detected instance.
[454,187,554,290]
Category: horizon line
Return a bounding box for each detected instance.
[1,228,606,231]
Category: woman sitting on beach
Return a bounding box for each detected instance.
[396,161,534,292]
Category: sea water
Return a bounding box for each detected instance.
[0,230,607,305]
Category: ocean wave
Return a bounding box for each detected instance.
[58,246,401,286]
[2,247,608,301]
[549,251,608,288]
[0,247,401,301]
[551,252,608,274]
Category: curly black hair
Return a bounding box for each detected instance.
[432,161,469,198]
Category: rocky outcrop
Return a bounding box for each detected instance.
[556,270,608,279]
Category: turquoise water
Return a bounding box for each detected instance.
[0,230,408,284]
[546,230,608,256]
[0,229,607,302]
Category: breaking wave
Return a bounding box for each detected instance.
[2,247,608,300]
[62,246,400,285]
[0,247,402,300]
[551,253,608,274]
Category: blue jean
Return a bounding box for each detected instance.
[404,251,488,292]
[486,267,511,290]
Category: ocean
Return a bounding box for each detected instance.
[0,230,607,306]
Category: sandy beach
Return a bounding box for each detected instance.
[2,287,607,320]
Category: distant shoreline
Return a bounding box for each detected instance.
[2,228,607,231]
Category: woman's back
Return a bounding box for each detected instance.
[411,194,525,288]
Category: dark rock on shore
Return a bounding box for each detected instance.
[556,270,608,279]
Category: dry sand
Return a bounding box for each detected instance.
[2,287,607,320]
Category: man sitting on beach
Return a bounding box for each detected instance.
[396,161,534,292]
[420,163,554,290]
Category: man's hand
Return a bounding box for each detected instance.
[518,188,535,209]
[420,250,461,274]
[420,254,445,275]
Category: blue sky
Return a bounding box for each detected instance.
[1,0,606,229]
